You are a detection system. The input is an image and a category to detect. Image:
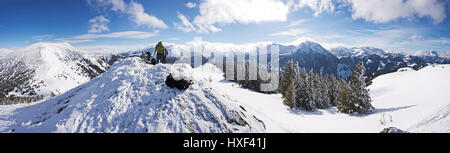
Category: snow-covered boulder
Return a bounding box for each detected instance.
[4,58,265,133]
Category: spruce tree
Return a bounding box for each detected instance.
[279,60,295,95]
[316,73,331,108]
[328,75,342,107]
[310,71,323,108]
[337,83,352,113]
[350,62,374,113]
[338,62,374,114]
[282,78,295,109]
[295,68,315,111]
[280,60,297,109]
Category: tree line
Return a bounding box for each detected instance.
[0,94,44,105]
[279,60,374,114]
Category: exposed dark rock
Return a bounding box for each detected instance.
[165,74,192,90]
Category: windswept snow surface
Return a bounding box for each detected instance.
[0,58,265,133]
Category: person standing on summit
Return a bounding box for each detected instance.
[155,41,168,64]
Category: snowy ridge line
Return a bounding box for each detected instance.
[1,58,265,133]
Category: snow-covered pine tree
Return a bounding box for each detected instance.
[280,60,297,108]
[310,71,324,108]
[338,62,374,114]
[279,60,295,95]
[337,83,352,113]
[351,62,374,113]
[292,62,300,108]
[282,78,296,109]
[328,75,341,107]
[319,74,331,108]
[293,62,300,84]
[295,68,315,111]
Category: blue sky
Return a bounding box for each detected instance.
[1,0,449,52]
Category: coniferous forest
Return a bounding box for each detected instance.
[278,60,374,114]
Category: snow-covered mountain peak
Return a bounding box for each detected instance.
[3,58,265,133]
[0,42,108,97]
[293,40,331,55]
[16,42,83,65]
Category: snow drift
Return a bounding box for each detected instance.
[2,58,265,133]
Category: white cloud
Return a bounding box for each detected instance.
[56,39,95,44]
[340,27,426,50]
[87,0,127,12]
[73,31,160,40]
[168,37,180,41]
[289,0,447,24]
[292,0,336,16]
[283,19,309,28]
[174,12,196,32]
[401,35,450,47]
[32,35,55,41]
[0,48,13,54]
[88,15,110,33]
[346,0,446,24]
[177,0,447,34]
[88,0,167,29]
[185,2,197,8]
[53,31,159,44]
[127,1,168,29]
[408,34,424,42]
[190,0,290,33]
[320,42,350,50]
[270,28,309,36]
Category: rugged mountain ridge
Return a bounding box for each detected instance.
[277,41,449,80]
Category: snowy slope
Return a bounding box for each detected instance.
[408,104,450,132]
[0,42,109,97]
[210,64,450,132]
[369,64,450,132]
[0,58,265,133]
[1,60,448,133]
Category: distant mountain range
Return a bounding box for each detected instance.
[277,41,449,82]
[98,40,449,82]
[1,41,448,98]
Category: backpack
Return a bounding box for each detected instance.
[155,42,165,54]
